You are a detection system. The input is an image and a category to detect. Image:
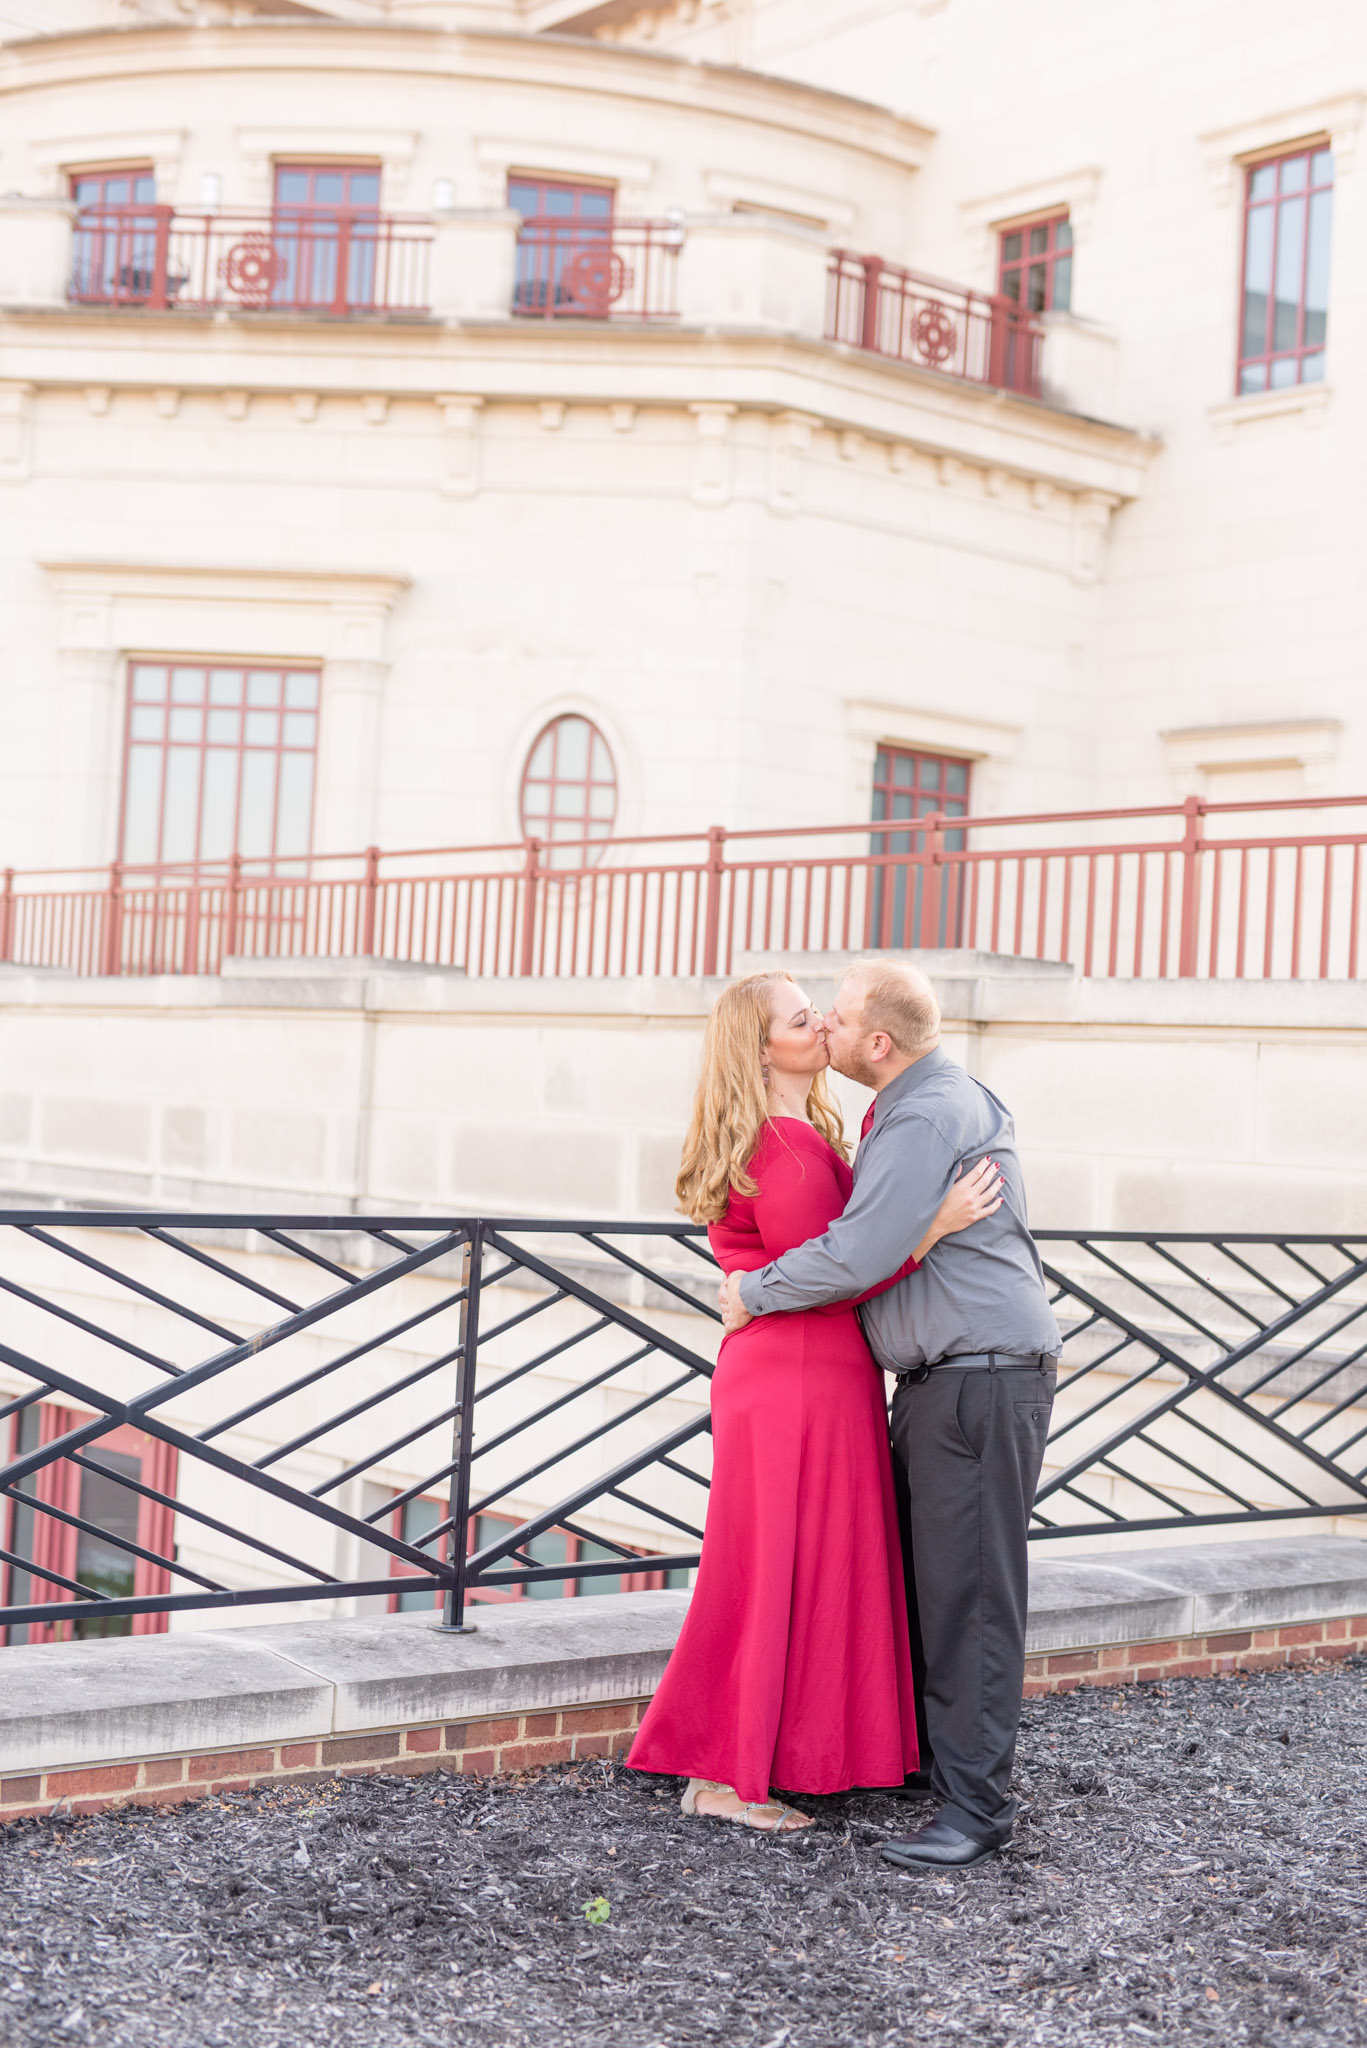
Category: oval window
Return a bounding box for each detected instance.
[520,715,617,866]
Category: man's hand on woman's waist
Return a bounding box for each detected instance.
[719,1271,753,1332]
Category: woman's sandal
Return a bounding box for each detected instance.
[680,1778,812,1834]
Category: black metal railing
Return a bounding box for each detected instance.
[1,1215,1365,1643]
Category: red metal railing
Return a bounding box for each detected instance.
[826,249,1045,397]
[511,217,682,321]
[68,206,434,315]
[3,798,1365,983]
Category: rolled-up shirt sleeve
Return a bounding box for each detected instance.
[737,1111,959,1316]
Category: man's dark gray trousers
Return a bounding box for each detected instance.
[892,1358,1054,1843]
[737,1048,1061,1846]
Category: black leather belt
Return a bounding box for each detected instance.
[895,1350,1058,1387]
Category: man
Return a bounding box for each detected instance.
[720,958,1059,1869]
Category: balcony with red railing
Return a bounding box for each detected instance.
[68,205,436,316]
[825,248,1045,398]
[63,205,685,322]
[3,796,1364,985]
[64,208,1039,384]
[510,214,682,321]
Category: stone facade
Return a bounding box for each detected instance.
[0,958,1363,1232]
[6,1,1359,881]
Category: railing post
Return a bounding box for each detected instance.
[100,862,123,977]
[433,1224,482,1634]
[333,213,352,316]
[859,253,884,353]
[361,844,380,958]
[701,825,727,976]
[985,294,1008,390]
[148,205,172,312]
[922,811,945,948]
[1177,794,1204,978]
[182,873,200,976]
[518,837,541,977]
[0,868,13,964]
[223,851,243,962]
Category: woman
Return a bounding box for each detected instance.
[627,971,1002,1833]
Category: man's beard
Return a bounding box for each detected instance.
[830,1043,879,1089]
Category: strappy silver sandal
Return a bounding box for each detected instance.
[680,1778,812,1834]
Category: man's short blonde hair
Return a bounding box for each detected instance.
[838,958,941,1055]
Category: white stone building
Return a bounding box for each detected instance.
[1,0,1365,1642]
[4,0,1361,888]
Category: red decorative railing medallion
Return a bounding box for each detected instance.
[511,216,682,321]
[68,206,434,315]
[826,249,1045,397]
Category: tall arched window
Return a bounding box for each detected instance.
[520,715,617,866]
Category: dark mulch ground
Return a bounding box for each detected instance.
[3,1660,1366,2048]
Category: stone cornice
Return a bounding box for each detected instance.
[1,314,1156,503]
[0,21,935,171]
[41,561,411,609]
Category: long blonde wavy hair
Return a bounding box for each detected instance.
[675,971,848,1224]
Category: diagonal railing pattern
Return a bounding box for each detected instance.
[1035,1232,1367,1538]
[0,1216,1364,1643]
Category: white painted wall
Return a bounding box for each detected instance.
[2,956,1363,1230]
[586,0,1367,808]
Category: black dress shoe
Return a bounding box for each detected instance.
[851,1769,937,1798]
[881,1817,1001,1869]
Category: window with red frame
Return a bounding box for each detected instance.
[466,1513,690,1604]
[1237,146,1333,394]
[370,1500,687,1611]
[119,661,320,874]
[872,746,971,831]
[272,162,383,310]
[998,214,1072,314]
[520,714,617,868]
[373,1492,448,1614]
[2,1403,176,1648]
[70,165,159,302]
[508,176,614,313]
[868,746,971,949]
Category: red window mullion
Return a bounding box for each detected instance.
[1264,182,1281,364]
[23,1405,81,1644]
[1296,175,1313,358]
[131,1433,178,1634]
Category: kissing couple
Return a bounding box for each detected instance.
[627,958,1060,1868]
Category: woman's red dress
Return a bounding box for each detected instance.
[627,1118,919,1803]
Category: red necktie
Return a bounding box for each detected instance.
[860,1102,876,1142]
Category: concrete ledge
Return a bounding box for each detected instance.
[235,1593,691,1736]
[0,1591,689,1778]
[1024,1536,1367,1653]
[2,1541,1366,1813]
[0,1630,333,1777]
[4,957,1367,1032]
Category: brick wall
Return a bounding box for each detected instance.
[0,1699,647,1825]
[4,1618,1364,1823]
[1024,1613,1367,1694]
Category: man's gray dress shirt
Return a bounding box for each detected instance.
[736,1046,1060,1372]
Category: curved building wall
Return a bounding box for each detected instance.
[0,19,1149,873]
